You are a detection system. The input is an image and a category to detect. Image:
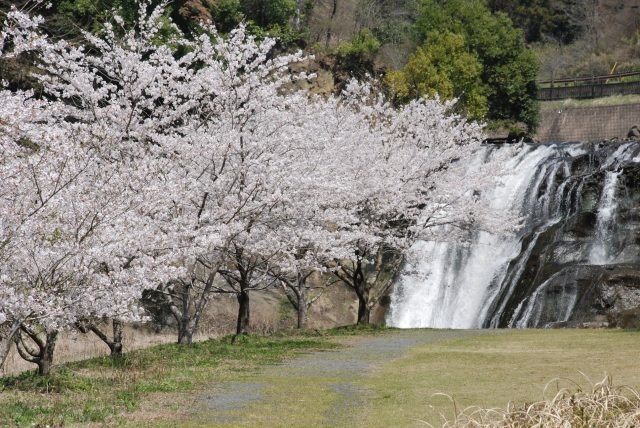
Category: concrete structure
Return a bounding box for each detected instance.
[536,104,640,142]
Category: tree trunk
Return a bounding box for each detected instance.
[0,319,21,370]
[175,272,216,345]
[295,0,302,29]
[332,256,371,325]
[325,0,338,48]
[236,290,250,335]
[280,276,311,329]
[81,320,124,356]
[15,326,58,376]
[297,295,309,329]
[178,321,194,345]
[292,276,309,329]
[356,295,370,324]
[111,320,123,356]
[37,330,57,376]
[354,258,370,324]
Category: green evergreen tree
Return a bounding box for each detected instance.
[386,30,488,120]
[413,0,539,132]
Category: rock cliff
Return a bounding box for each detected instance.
[486,141,640,328]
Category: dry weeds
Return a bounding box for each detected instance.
[540,94,640,110]
[0,292,288,376]
[436,374,640,428]
[0,325,180,376]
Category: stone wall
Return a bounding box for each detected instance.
[536,103,640,142]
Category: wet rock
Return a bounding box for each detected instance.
[568,212,597,237]
[608,307,640,329]
[486,142,640,329]
[628,125,640,139]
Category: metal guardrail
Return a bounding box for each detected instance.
[536,70,640,100]
[537,80,640,101]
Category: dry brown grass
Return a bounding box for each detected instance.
[0,291,292,376]
[0,325,180,376]
[540,94,640,110]
[435,374,640,428]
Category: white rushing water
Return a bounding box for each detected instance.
[509,270,579,328]
[588,170,620,265]
[388,140,640,329]
[387,144,562,329]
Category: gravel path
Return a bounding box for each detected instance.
[200,329,486,426]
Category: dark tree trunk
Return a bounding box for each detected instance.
[325,0,338,47]
[236,290,250,335]
[296,272,311,329]
[356,291,370,324]
[0,319,21,370]
[333,247,404,325]
[280,272,315,329]
[37,330,57,376]
[353,258,370,324]
[177,281,194,344]
[78,319,125,356]
[161,271,217,345]
[297,299,309,329]
[111,320,123,355]
[177,320,194,345]
[15,326,58,376]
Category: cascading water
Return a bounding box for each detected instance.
[388,141,640,329]
[588,171,620,265]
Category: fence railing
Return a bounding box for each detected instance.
[537,81,640,101]
[536,70,640,101]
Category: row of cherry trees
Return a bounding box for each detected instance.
[0,1,511,375]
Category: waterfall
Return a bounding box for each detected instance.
[388,141,640,329]
[588,171,620,265]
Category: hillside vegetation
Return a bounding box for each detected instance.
[4,1,638,132]
[0,0,620,132]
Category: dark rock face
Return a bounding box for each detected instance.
[484,141,640,328]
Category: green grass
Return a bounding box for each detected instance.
[2,329,640,427]
[326,323,398,335]
[357,329,640,427]
[0,333,339,426]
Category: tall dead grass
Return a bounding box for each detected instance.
[434,374,640,427]
[0,325,178,376]
[0,294,285,376]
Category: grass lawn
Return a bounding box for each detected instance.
[0,333,340,427]
[357,329,640,427]
[1,328,639,427]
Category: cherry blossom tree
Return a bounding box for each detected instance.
[310,81,514,324]
[0,2,188,366]
[0,0,517,370]
[173,25,334,336]
[0,89,84,372]
[0,86,178,370]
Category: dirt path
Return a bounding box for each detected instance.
[197,329,487,427]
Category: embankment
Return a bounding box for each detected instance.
[536,103,640,142]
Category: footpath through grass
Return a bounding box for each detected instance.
[1,327,640,427]
[0,332,341,426]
